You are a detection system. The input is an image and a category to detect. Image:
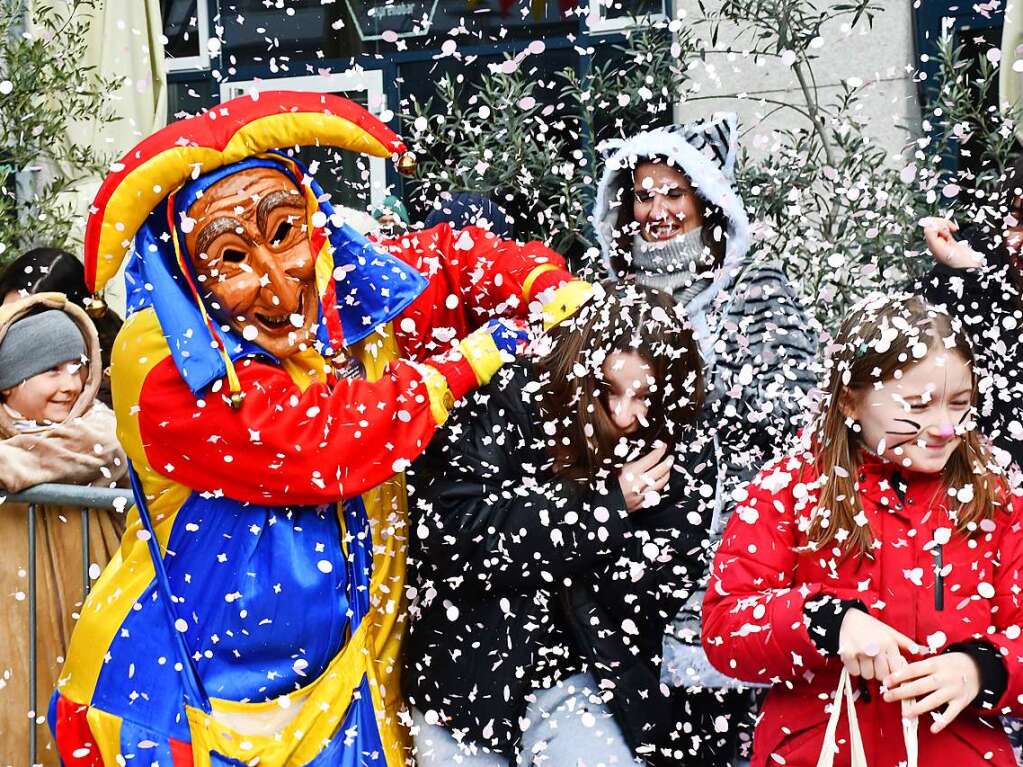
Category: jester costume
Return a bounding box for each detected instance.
[50,92,573,766]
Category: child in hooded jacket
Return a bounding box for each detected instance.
[0,247,125,409]
[702,293,1023,767]
[0,294,126,766]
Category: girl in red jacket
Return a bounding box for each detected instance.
[702,293,1023,767]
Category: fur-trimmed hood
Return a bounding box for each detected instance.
[593,115,752,323]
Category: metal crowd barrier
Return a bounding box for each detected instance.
[1,484,133,766]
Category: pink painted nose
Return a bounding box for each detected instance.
[936,423,956,439]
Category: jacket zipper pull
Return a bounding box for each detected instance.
[934,542,944,612]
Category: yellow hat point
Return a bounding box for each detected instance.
[85,294,108,319]
[229,391,245,409]
[396,151,417,176]
[84,91,411,293]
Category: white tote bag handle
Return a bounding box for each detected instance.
[816,669,918,767]
[902,699,919,767]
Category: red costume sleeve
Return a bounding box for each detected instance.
[379,223,573,360]
[137,353,470,506]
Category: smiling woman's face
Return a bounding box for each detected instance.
[632,161,704,243]
[185,167,319,360]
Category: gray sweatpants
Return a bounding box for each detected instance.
[411,673,640,766]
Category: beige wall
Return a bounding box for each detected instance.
[672,0,921,159]
[49,0,167,312]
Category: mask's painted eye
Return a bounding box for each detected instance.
[271,221,293,246]
[222,248,246,264]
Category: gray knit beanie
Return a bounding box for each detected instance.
[0,310,86,391]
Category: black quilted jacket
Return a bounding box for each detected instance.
[403,362,716,763]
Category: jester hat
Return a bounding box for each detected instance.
[84,91,426,402]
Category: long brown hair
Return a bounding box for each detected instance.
[808,294,1008,554]
[534,281,704,485]
[609,158,729,277]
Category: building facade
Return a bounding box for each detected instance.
[161,1,1013,218]
[163,0,670,217]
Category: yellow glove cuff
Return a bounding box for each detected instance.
[415,362,456,425]
[458,330,504,386]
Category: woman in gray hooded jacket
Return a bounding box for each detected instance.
[593,113,819,763]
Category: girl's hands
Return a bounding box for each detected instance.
[920,217,985,269]
[618,443,673,514]
[837,608,982,733]
[838,609,919,681]
[883,653,981,733]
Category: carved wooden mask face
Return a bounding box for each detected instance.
[184,167,319,360]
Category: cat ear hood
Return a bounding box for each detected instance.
[592,112,752,300]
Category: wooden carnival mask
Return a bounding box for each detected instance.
[184,167,319,360]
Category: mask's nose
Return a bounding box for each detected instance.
[257,252,302,310]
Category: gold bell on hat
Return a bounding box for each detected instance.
[229,391,245,409]
[396,151,417,176]
[86,294,108,319]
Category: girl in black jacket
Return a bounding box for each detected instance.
[405,282,716,766]
[917,157,1023,471]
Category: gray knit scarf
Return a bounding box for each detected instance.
[630,227,715,307]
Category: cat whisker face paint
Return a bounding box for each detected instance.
[885,417,922,449]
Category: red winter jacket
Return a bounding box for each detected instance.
[703,449,1023,767]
